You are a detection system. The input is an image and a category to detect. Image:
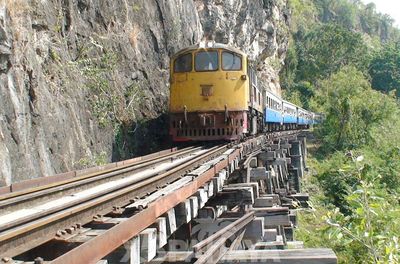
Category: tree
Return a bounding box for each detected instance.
[296,24,369,83]
[288,0,318,33]
[369,43,400,96]
[335,0,358,29]
[312,66,393,151]
[360,3,379,36]
[379,14,395,42]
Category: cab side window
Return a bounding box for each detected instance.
[195,51,219,71]
[174,53,192,73]
[222,52,242,71]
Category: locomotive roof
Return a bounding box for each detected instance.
[172,42,246,58]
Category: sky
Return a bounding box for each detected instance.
[360,0,400,28]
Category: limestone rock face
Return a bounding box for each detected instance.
[0,0,289,185]
[196,0,290,95]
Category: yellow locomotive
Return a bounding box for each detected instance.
[169,42,264,141]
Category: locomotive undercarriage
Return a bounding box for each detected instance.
[169,111,307,142]
[169,111,254,141]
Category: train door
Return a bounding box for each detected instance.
[247,65,263,135]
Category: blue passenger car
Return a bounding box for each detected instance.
[297,108,307,126]
[264,91,283,131]
[282,101,297,126]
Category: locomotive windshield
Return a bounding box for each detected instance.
[174,53,192,73]
[222,51,242,70]
[195,51,219,71]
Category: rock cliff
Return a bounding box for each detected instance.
[0,0,289,185]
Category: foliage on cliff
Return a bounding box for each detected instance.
[284,0,400,263]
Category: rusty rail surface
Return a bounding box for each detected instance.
[0,144,229,258]
[0,146,202,214]
[51,145,244,264]
[0,146,199,200]
[0,147,190,197]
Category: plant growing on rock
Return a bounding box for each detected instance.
[72,47,145,128]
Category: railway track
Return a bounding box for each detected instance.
[0,146,204,214]
[0,143,231,259]
[0,131,337,264]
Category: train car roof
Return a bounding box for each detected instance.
[172,42,246,58]
[298,106,307,112]
[265,90,282,102]
[282,100,297,108]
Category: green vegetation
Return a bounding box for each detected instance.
[296,24,369,82]
[77,51,135,127]
[132,4,141,12]
[370,43,400,96]
[283,0,400,263]
[311,66,397,152]
[75,151,108,168]
[68,43,147,161]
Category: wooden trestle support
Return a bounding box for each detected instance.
[6,134,337,264]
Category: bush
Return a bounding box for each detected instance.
[312,66,396,152]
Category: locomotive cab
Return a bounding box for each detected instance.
[169,42,263,141]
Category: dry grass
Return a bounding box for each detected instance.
[128,24,140,49]
[2,0,30,17]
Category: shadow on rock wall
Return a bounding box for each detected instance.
[112,114,172,161]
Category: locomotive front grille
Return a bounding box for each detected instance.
[170,111,246,141]
[176,127,239,137]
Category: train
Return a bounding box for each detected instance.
[169,42,322,142]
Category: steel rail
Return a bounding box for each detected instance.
[0,146,202,212]
[0,146,219,234]
[0,146,199,201]
[50,143,247,264]
[0,144,229,258]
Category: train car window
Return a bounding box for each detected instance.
[222,52,242,71]
[195,51,219,71]
[174,53,192,73]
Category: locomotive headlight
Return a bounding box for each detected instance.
[241,75,247,80]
